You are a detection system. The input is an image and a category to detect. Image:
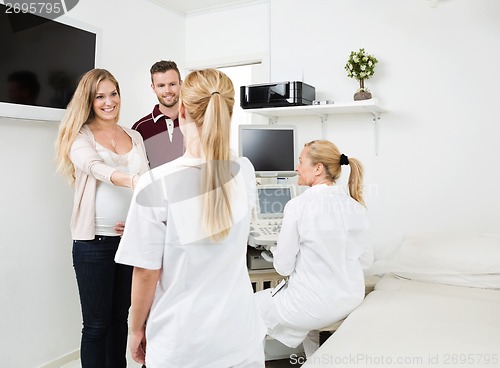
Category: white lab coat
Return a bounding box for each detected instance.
[255,184,371,348]
[115,156,266,368]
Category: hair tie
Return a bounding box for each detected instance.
[211,91,220,96]
[340,154,349,165]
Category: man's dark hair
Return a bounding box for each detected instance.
[150,60,181,82]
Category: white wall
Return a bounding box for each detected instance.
[186,0,500,256]
[0,1,185,367]
[2,0,500,366]
[185,2,269,69]
[264,0,500,256]
[0,118,78,368]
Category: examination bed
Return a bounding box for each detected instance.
[302,232,500,368]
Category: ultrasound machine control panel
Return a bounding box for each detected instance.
[248,184,297,251]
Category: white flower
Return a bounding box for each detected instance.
[344,48,378,81]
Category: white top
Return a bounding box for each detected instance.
[69,124,149,240]
[274,184,371,330]
[115,156,266,368]
[94,142,144,236]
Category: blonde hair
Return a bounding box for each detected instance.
[54,69,120,185]
[180,69,235,241]
[304,140,365,206]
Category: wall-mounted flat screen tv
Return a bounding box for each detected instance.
[0,4,100,121]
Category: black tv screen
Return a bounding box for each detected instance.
[238,125,297,177]
[0,4,97,119]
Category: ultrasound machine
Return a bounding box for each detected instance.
[238,121,305,357]
[248,184,296,250]
[238,123,299,268]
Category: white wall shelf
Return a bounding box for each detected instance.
[243,98,387,154]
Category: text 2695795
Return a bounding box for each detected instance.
[4,2,63,15]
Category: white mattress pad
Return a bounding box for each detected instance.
[302,274,500,367]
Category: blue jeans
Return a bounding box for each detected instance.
[73,236,133,368]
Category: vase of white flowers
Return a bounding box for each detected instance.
[345,48,378,101]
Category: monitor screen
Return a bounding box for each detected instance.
[238,124,297,177]
[0,5,99,121]
[256,186,293,219]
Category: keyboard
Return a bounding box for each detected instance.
[248,220,282,249]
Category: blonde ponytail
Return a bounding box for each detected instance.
[180,69,235,241]
[304,140,365,206]
[346,157,365,206]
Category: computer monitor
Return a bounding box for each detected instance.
[238,124,297,177]
[255,185,295,220]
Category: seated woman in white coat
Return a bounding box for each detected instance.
[255,139,373,357]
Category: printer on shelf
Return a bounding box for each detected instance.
[240,81,315,109]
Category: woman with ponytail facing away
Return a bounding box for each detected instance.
[255,140,373,357]
[115,69,266,367]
